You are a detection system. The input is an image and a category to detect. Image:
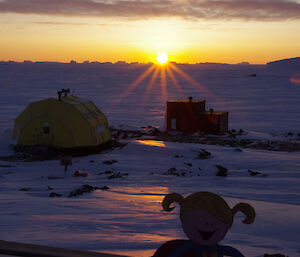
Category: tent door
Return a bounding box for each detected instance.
[39,122,53,146]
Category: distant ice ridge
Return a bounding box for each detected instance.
[267,56,300,69]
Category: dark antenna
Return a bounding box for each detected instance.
[58,88,70,100]
[62,88,70,97]
[57,90,62,100]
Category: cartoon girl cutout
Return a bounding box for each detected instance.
[153,192,256,257]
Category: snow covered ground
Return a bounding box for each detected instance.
[0,60,299,256]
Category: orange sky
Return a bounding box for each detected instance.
[0,0,300,64]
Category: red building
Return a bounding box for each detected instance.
[166,98,228,135]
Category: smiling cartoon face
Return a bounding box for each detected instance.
[181,209,231,246]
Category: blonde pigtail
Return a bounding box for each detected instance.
[232,203,256,224]
[162,193,184,212]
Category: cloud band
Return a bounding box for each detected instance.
[0,0,300,21]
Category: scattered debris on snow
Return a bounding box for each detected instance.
[174,154,185,158]
[247,169,268,177]
[111,127,300,152]
[47,176,61,180]
[164,167,187,177]
[103,159,117,165]
[49,192,62,197]
[108,171,128,179]
[248,169,262,176]
[69,185,100,197]
[196,149,212,159]
[215,165,228,177]
[183,162,193,167]
[19,188,31,192]
[74,170,89,177]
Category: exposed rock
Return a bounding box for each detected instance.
[69,185,99,197]
[74,170,89,177]
[19,188,31,192]
[49,192,62,197]
[110,127,300,152]
[98,170,114,175]
[100,185,110,190]
[47,176,61,179]
[196,149,211,159]
[215,165,228,177]
[107,171,128,179]
[248,169,261,176]
[164,167,187,177]
[103,160,117,165]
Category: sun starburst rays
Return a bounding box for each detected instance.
[141,65,160,104]
[166,65,184,98]
[169,63,226,109]
[116,64,156,104]
[115,61,225,112]
[160,65,167,103]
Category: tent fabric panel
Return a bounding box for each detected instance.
[42,99,94,147]
[13,95,111,148]
[12,106,32,140]
[62,95,89,105]
[66,105,96,147]
[17,117,74,147]
[27,99,52,119]
[48,118,74,148]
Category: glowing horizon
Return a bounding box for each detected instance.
[0,1,300,64]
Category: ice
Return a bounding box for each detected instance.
[0,60,299,256]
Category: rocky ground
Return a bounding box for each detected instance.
[1,126,299,162]
[111,126,300,152]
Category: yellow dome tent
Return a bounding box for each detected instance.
[12,92,111,148]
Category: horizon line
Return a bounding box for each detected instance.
[1,56,299,66]
[0,60,271,66]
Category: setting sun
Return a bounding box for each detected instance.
[156,53,168,64]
